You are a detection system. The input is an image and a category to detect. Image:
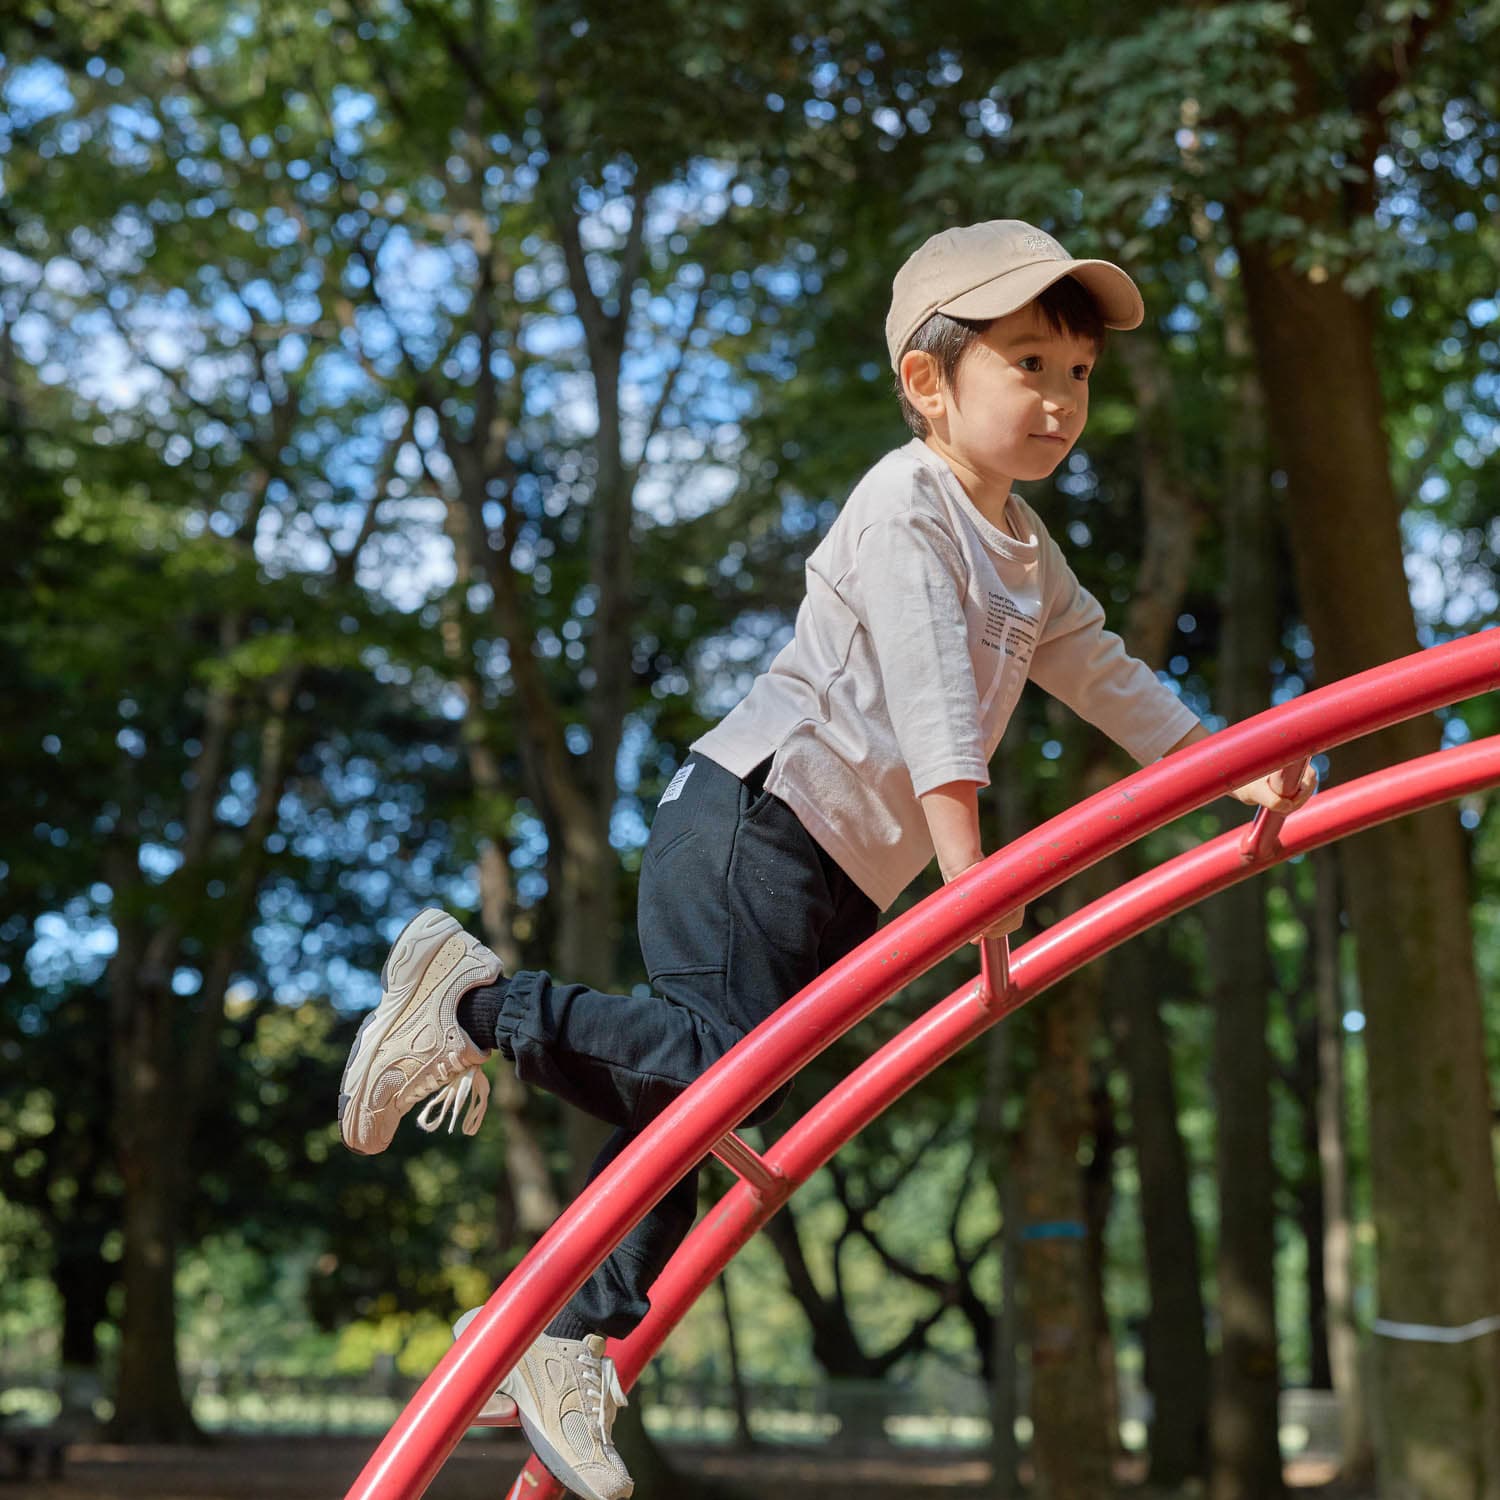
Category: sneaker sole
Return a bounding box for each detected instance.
[515,1409,631,1500]
[338,908,486,1154]
[499,1347,631,1500]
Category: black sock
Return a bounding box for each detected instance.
[545,1309,596,1342]
[456,981,506,1052]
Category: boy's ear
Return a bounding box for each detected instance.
[899,349,946,422]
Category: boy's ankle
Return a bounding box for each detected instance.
[456,981,507,1052]
[543,1309,596,1343]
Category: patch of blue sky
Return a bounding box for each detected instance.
[330,87,377,135]
[71,326,164,412]
[633,452,739,528]
[139,843,184,882]
[374,226,472,329]
[613,716,651,796]
[1402,513,1499,632]
[579,194,636,250]
[526,370,600,440]
[1140,191,1174,230]
[200,285,255,336]
[1459,407,1499,457]
[26,905,118,992]
[2,58,71,124]
[0,244,38,293]
[523,312,585,359]
[611,803,649,853]
[353,502,455,610]
[172,967,202,996]
[215,767,260,828]
[1164,303,1200,334]
[693,616,795,718]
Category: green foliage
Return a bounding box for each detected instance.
[2,0,1497,1449]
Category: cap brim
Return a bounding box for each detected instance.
[938,257,1144,332]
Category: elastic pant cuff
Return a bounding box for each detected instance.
[544,1309,597,1342]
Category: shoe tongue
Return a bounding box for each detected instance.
[583,1334,607,1357]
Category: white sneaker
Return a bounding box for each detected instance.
[449,1307,520,1426]
[454,1310,633,1500]
[338,909,501,1155]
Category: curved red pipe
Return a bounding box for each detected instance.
[347,630,1500,1500]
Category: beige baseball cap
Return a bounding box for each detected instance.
[885,220,1145,371]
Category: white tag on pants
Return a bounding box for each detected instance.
[659,761,696,806]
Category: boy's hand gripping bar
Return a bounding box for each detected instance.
[1240,757,1312,864]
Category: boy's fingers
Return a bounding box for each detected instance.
[1286,764,1318,809]
[971,906,1025,942]
[1265,764,1318,813]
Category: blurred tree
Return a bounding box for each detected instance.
[1217,13,1500,1486]
[2,1,432,1432]
[4,0,1497,1487]
[2,0,945,1465]
[1201,289,1285,1500]
[898,3,1500,1490]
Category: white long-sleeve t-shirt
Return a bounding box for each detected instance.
[691,438,1201,911]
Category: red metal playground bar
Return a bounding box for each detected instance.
[347,630,1500,1500]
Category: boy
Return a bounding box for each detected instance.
[337,220,1315,1500]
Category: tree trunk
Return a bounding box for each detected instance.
[1311,845,1375,1482]
[1083,1066,1124,1465]
[56,1243,110,1374]
[54,1236,112,1433]
[1204,879,1284,1500]
[1235,232,1500,1500]
[1005,311,1208,1496]
[1288,951,1332,1392]
[1110,937,1211,1485]
[1085,322,1214,1486]
[763,1205,877,1377]
[1017,958,1115,1500]
[443,508,562,1246]
[108,968,198,1442]
[1204,325,1284,1500]
[989,1160,1024,1496]
[104,675,291,1443]
[717,1266,755,1451]
[981,766,1025,1496]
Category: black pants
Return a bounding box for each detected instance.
[493,752,878,1339]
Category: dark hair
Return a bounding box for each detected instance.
[894,274,1109,438]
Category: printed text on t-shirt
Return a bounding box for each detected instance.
[982,592,1039,660]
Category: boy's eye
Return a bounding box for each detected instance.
[1071,364,1092,381]
[1018,355,1043,372]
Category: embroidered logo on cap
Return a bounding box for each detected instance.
[1022,231,1062,257]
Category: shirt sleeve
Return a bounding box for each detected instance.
[852,514,989,796]
[1029,534,1201,765]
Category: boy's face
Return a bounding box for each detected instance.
[905,302,1098,488]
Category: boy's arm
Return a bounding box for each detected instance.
[918,738,1313,948]
[1028,546,1200,766]
[919,780,1024,940]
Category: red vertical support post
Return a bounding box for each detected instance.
[1239,758,1311,864]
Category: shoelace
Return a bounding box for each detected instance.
[416,1064,490,1136]
[577,1346,629,1446]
